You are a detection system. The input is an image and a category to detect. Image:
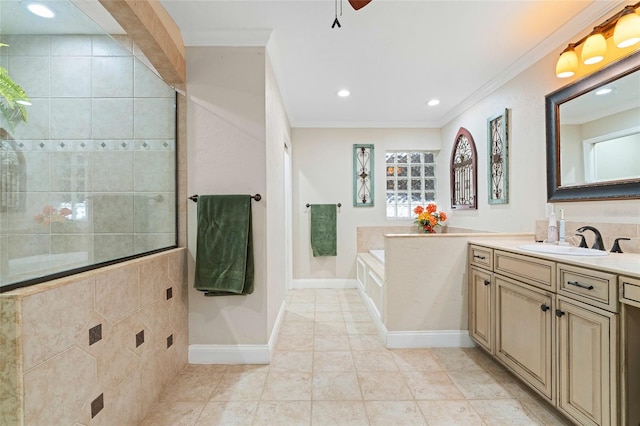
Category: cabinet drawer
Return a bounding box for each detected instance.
[558,264,617,313]
[470,245,493,269]
[494,250,555,291]
[620,276,640,309]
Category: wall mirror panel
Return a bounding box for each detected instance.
[545,51,640,202]
[0,0,177,291]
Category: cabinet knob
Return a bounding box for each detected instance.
[540,304,550,312]
[484,280,491,286]
[555,309,565,317]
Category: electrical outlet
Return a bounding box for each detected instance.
[545,203,554,218]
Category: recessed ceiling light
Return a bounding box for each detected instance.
[427,99,440,106]
[595,88,612,95]
[25,2,55,18]
[337,89,350,97]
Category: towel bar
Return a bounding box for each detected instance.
[189,194,262,202]
[306,203,341,208]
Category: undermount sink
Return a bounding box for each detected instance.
[518,244,609,257]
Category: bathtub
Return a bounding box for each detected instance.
[369,249,385,264]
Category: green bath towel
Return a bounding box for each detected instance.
[194,195,254,296]
[310,204,337,257]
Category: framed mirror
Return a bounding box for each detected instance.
[545,51,640,202]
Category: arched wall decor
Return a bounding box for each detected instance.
[450,127,478,210]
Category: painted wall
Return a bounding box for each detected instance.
[440,45,640,229]
[292,48,639,282]
[291,128,441,280]
[265,49,291,336]
[186,46,289,348]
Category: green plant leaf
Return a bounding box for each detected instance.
[0,66,29,128]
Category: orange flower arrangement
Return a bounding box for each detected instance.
[413,203,447,233]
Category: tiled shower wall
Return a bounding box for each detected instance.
[0,248,188,425]
[0,34,176,284]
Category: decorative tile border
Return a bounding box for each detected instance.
[7,139,175,152]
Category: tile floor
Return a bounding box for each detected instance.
[141,289,572,425]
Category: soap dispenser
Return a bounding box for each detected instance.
[547,209,558,244]
[558,209,566,244]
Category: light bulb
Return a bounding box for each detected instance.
[556,45,578,78]
[582,30,606,65]
[613,7,640,48]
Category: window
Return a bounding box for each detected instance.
[385,151,437,218]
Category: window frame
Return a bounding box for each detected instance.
[385,150,438,219]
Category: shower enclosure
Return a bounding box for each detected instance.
[0,1,177,290]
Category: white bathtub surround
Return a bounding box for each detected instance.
[357,232,534,349]
[369,249,385,263]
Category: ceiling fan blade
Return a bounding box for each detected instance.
[348,0,372,11]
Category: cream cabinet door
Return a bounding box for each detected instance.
[495,275,554,401]
[469,267,493,353]
[556,297,617,426]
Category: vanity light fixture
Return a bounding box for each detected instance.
[555,1,640,78]
[581,28,607,65]
[337,89,350,97]
[614,6,640,48]
[25,2,55,18]
[555,44,579,78]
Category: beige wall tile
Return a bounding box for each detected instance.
[23,347,97,425]
[140,299,173,356]
[0,297,23,425]
[76,311,112,359]
[95,264,139,323]
[140,350,175,418]
[139,255,169,308]
[21,277,95,371]
[96,314,142,389]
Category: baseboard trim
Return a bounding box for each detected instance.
[188,300,287,365]
[291,278,358,289]
[188,344,270,364]
[385,330,475,349]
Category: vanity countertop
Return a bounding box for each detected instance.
[468,238,640,279]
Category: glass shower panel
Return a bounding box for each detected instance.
[0,2,177,290]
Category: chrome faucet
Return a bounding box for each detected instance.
[576,226,605,251]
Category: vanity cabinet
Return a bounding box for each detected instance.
[556,296,616,426]
[468,244,621,426]
[620,276,640,426]
[469,266,494,353]
[495,275,554,400]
